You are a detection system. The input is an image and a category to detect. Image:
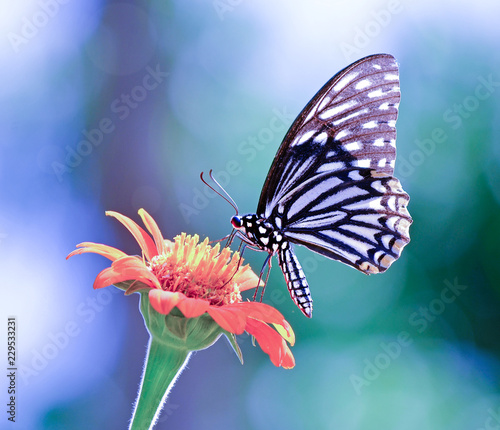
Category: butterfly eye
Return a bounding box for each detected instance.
[231,216,243,229]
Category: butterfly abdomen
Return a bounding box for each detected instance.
[277,242,313,318]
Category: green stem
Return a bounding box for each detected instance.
[129,337,191,430]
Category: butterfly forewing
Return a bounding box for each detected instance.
[257,54,411,275]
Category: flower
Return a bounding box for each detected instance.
[67,209,295,368]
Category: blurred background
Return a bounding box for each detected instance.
[1,0,499,429]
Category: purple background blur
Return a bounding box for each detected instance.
[1,1,500,429]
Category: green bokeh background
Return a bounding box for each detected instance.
[2,1,499,429]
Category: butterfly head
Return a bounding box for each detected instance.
[230,215,243,229]
[231,214,258,234]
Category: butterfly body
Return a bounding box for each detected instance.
[229,54,412,318]
[231,214,313,317]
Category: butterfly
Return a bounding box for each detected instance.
[209,54,412,318]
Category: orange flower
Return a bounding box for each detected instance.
[67,209,295,368]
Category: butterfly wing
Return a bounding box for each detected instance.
[257,54,411,274]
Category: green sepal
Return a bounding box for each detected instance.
[139,292,225,352]
[223,332,244,365]
[114,280,151,294]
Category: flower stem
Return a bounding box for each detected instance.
[129,337,191,430]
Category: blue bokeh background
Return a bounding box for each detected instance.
[1,1,500,429]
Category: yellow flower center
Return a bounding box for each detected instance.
[149,233,243,306]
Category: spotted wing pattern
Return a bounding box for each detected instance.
[257,54,411,276]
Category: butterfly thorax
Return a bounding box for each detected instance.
[230,213,313,317]
[231,214,284,255]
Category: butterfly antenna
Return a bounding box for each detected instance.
[200,170,239,214]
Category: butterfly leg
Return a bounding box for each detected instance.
[278,242,313,318]
[252,253,272,302]
[259,254,272,303]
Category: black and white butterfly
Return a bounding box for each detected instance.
[210,54,412,318]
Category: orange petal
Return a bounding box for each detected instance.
[236,265,263,292]
[280,345,295,369]
[176,296,210,318]
[227,302,295,344]
[94,256,160,290]
[207,306,248,334]
[94,266,154,290]
[138,209,168,256]
[245,318,295,368]
[149,290,183,315]
[106,211,158,261]
[66,242,127,262]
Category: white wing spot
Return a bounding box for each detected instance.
[314,132,328,145]
[348,170,364,181]
[373,138,385,147]
[374,250,385,262]
[326,150,338,158]
[333,71,359,92]
[355,159,371,168]
[318,95,331,111]
[389,139,396,148]
[260,237,269,245]
[363,120,378,129]
[259,226,267,234]
[385,73,398,81]
[335,129,349,140]
[389,160,395,168]
[388,120,396,128]
[332,108,367,126]
[304,109,315,124]
[319,100,355,120]
[391,86,400,93]
[371,180,385,193]
[293,129,315,146]
[382,235,393,249]
[378,158,387,168]
[344,196,385,211]
[379,102,389,110]
[388,196,397,211]
[344,142,360,151]
[368,89,384,98]
[373,64,382,70]
[355,79,371,90]
[386,217,397,230]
